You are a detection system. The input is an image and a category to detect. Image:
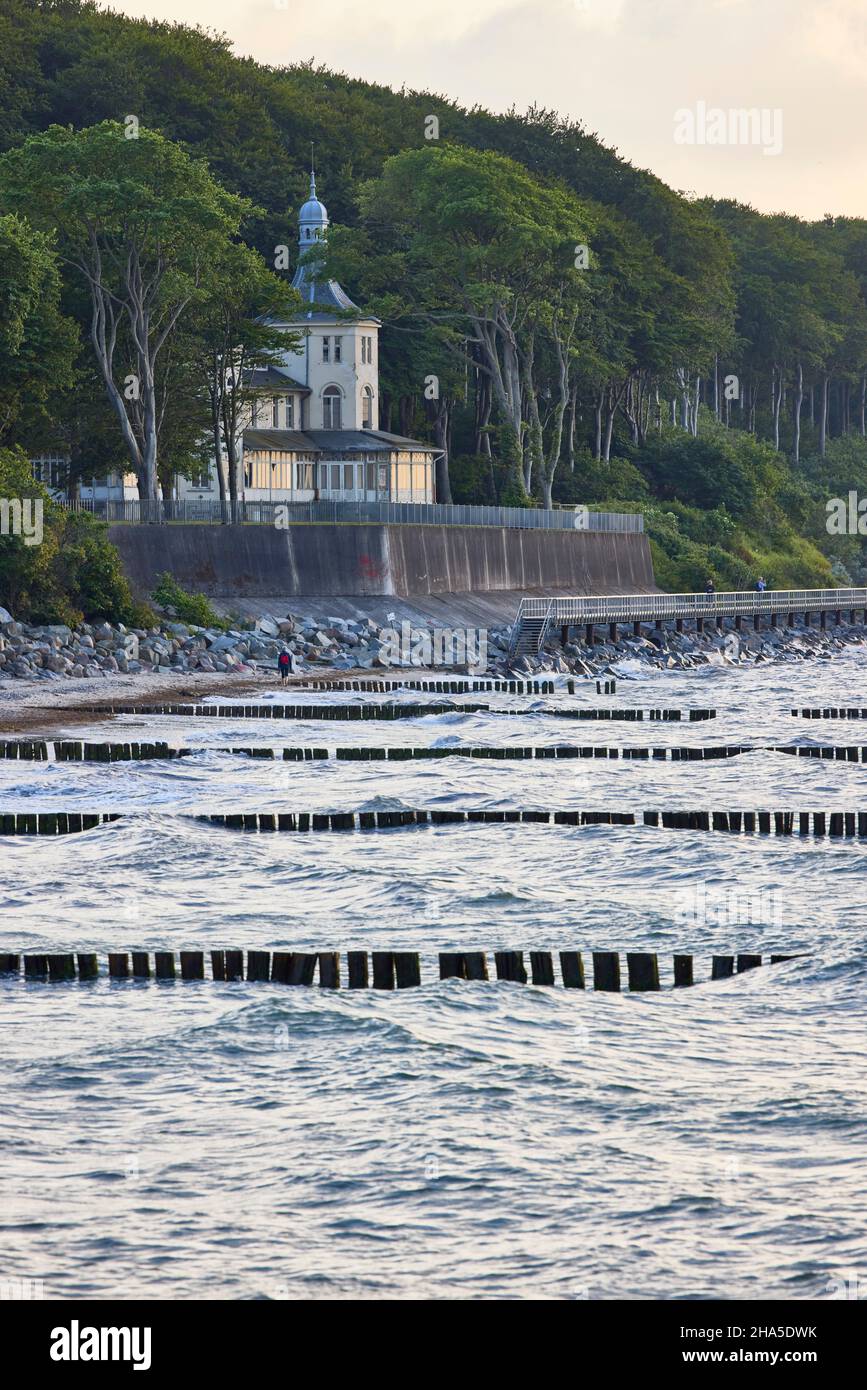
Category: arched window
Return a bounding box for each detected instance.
[322,385,342,430]
[362,386,374,430]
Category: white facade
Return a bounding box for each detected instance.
[30,454,138,503]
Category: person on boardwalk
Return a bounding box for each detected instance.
[755,576,767,591]
[278,649,291,683]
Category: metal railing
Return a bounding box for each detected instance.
[61,497,644,533]
[515,588,867,623]
[510,588,867,653]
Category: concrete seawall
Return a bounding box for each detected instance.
[110,523,656,600]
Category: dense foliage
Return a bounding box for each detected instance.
[0,445,137,624]
[151,572,229,631]
[0,0,866,594]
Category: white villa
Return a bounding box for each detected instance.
[32,169,438,506]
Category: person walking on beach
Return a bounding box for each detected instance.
[278,649,291,683]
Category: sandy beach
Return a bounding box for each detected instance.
[0,668,322,735]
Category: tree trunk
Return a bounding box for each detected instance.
[475,366,493,456]
[792,360,803,464]
[212,420,227,505]
[819,374,829,457]
[427,396,452,503]
[772,365,783,451]
[520,332,537,493]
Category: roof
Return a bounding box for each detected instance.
[291,272,359,314]
[243,366,310,393]
[243,428,437,455]
[244,430,318,452]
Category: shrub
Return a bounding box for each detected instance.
[0,444,136,624]
[151,572,229,630]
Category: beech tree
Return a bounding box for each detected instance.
[187,245,301,506]
[0,121,251,500]
[352,145,595,505]
[0,211,77,444]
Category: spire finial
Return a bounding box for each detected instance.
[310,142,316,197]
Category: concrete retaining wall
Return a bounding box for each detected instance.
[110,523,656,599]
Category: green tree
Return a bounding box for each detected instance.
[188,244,302,504]
[0,444,133,624]
[0,211,77,444]
[0,120,252,499]
[353,145,595,504]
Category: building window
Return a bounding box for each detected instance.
[362,386,373,429]
[31,454,66,489]
[323,386,342,429]
[271,398,279,427]
[322,336,330,363]
[190,462,212,490]
[361,335,374,364]
[360,337,368,364]
[285,396,294,429]
[334,336,342,363]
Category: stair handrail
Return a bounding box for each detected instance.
[507,597,528,657]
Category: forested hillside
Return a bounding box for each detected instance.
[2,0,867,592]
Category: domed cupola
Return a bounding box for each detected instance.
[291,165,359,314]
[298,169,328,251]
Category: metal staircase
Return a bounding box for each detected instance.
[509,600,553,658]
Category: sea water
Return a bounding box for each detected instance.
[1,652,865,1300]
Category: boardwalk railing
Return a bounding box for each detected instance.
[62,497,644,533]
[511,588,867,653]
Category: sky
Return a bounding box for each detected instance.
[106,0,867,220]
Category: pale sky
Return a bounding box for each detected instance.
[106,0,867,220]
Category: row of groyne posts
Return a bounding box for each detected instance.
[0,948,800,992]
[5,669,856,997]
[5,739,867,763]
[1,809,865,836]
